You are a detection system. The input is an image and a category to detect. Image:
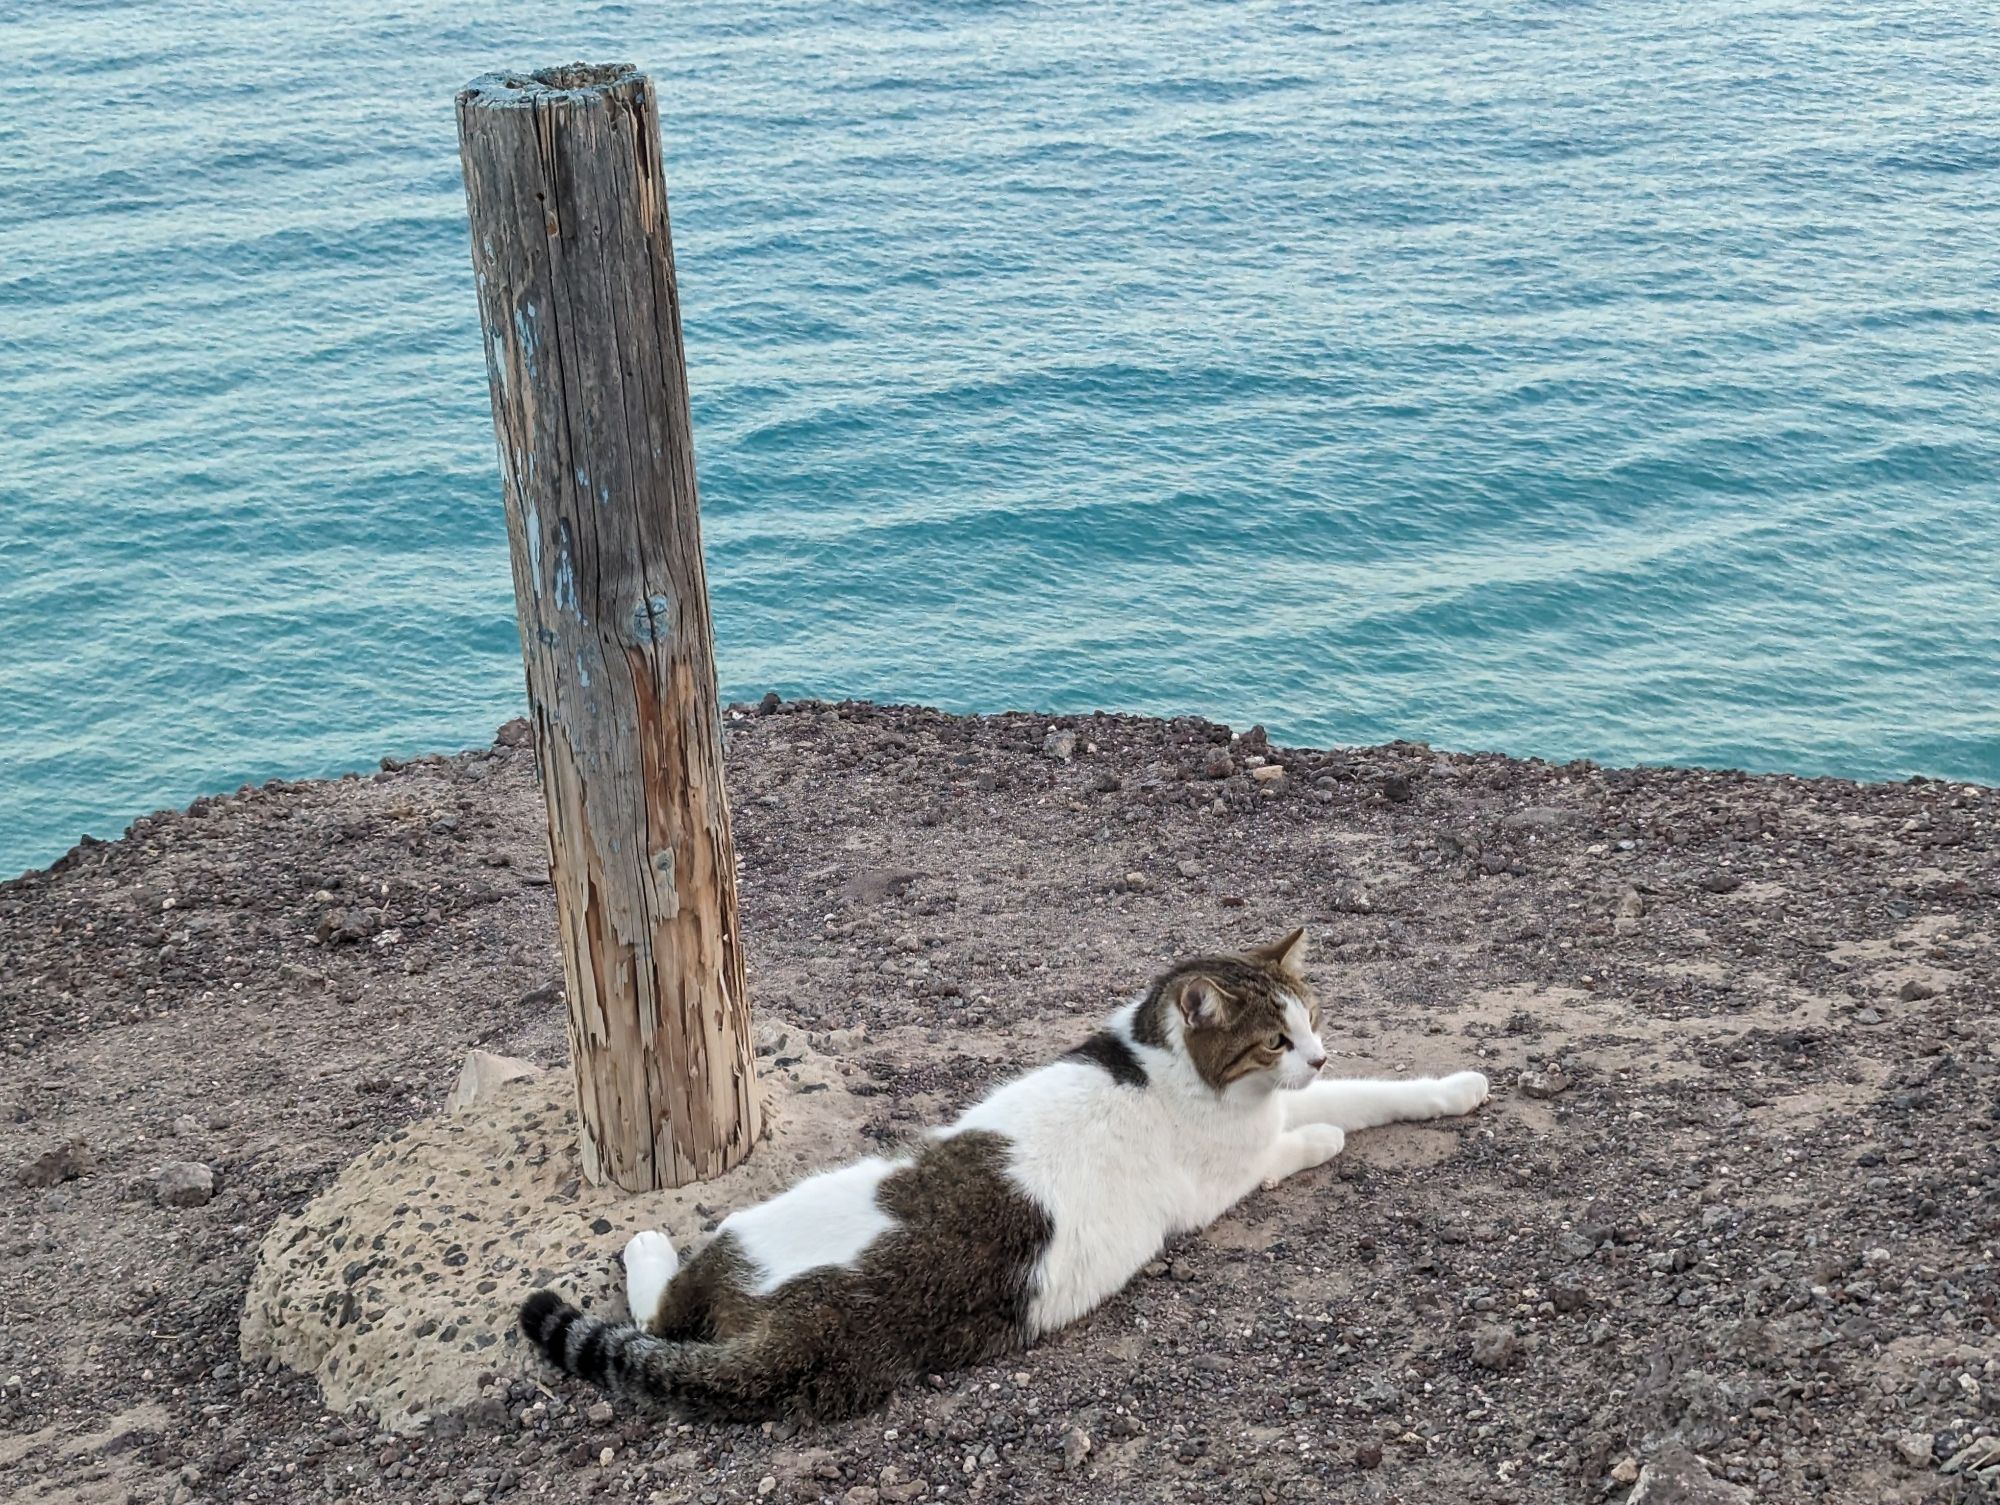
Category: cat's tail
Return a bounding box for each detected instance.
[518,1290,796,1422]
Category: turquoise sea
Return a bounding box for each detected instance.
[3,1,1996,877]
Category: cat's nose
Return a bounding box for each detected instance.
[1304,1053,1326,1073]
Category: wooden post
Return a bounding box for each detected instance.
[455,62,758,1191]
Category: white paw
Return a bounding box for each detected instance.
[1300,1123,1347,1163]
[622,1229,679,1325]
[1436,1071,1490,1117]
[1262,1123,1347,1188]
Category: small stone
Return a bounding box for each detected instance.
[1177,860,1203,879]
[843,1488,879,1505]
[1329,884,1373,914]
[1123,871,1150,892]
[1611,1457,1639,1484]
[1042,729,1077,762]
[1899,979,1937,1002]
[1626,1447,1754,1503]
[1378,772,1414,803]
[1355,1441,1383,1470]
[1250,765,1284,784]
[1470,1326,1518,1371]
[495,717,533,748]
[756,1480,777,1498]
[598,1447,615,1467]
[153,1161,215,1208]
[1062,1427,1091,1471]
[758,691,782,715]
[1698,872,1742,894]
[449,1051,542,1114]
[586,1401,614,1425]
[1169,1259,1198,1282]
[1894,1431,1933,1468]
[1518,1066,1570,1099]
[18,1139,92,1188]
[1856,1008,1884,1026]
[1203,751,1236,780]
[315,906,379,945]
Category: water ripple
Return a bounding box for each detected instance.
[1,0,1996,874]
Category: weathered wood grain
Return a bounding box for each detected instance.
[456,63,759,1190]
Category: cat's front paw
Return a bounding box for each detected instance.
[1264,1123,1347,1188]
[1299,1123,1347,1163]
[1435,1071,1490,1117]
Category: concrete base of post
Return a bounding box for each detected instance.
[238,1027,867,1432]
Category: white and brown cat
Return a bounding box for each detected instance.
[522,928,1488,1419]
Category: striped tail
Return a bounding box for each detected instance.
[519,1290,648,1395]
[517,1289,799,1421]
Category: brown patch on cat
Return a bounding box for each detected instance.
[1180,973,1293,1090]
[1064,1030,1148,1087]
[644,1232,755,1341]
[1130,932,1316,1092]
[522,1129,1051,1422]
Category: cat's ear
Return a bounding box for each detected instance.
[1174,974,1232,1030]
[1250,926,1309,977]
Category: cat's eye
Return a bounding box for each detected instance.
[1267,1032,1287,1052]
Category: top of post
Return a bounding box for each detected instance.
[458,62,643,111]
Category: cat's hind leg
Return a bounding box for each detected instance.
[623,1230,681,1330]
[1281,1071,1488,1132]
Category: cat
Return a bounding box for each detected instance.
[520,927,1488,1421]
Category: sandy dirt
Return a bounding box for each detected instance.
[3,700,1997,1504]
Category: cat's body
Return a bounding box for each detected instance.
[521,931,1487,1421]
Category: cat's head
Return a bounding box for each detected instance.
[1136,928,1326,1095]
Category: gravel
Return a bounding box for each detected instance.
[2,701,1996,1503]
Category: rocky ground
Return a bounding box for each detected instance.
[3,700,1997,1505]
